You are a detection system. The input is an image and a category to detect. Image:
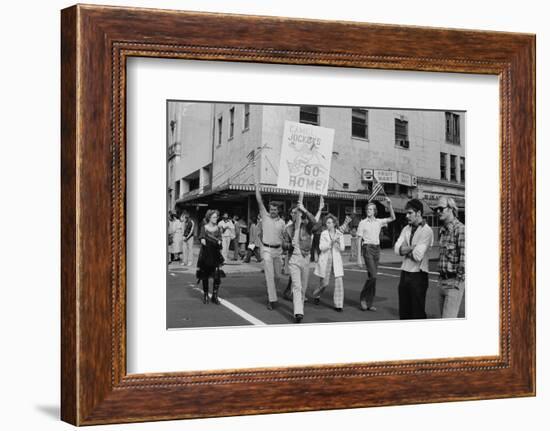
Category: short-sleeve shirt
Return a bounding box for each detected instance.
[259,208,285,246]
[218,220,235,238]
[357,218,387,245]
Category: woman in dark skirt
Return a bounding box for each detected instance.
[196,209,225,304]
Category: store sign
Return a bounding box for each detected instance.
[421,192,465,208]
[397,172,412,186]
[374,169,398,183]
[360,168,373,181]
[277,121,335,195]
[362,168,417,187]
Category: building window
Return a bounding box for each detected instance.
[217,116,223,146]
[189,177,199,191]
[351,108,368,139]
[243,104,250,130]
[168,159,174,182]
[445,112,460,144]
[440,152,448,180]
[299,106,319,125]
[460,157,465,184]
[450,154,457,182]
[175,180,180,199]
[395,118,409,148]
[229,107,235,139]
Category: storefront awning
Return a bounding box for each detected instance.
[176,183,372,204]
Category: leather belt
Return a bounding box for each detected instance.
[262,242,281,249]
[440,271,457,280]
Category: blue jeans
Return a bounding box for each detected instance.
[439,279,465,318]
[360,244,380,308]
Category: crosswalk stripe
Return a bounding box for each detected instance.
[192,286,266,326]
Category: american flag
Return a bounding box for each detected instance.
[368,176,385,202]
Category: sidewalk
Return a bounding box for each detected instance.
[168,245,440,275]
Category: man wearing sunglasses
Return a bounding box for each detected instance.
[394,199,434,319]
[435,197,465,318]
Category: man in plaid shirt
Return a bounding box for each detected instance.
[435,197,465,318]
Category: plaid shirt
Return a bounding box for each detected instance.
[438,218,465,282]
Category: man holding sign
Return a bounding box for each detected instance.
[254,174,286,310]
[283,193,321,323]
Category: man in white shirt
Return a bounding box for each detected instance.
[356,197,395,311]
[394,199,434,319]
[218,213,235,261]
[254,182,286,310]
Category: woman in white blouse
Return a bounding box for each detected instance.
[312,214,346,312]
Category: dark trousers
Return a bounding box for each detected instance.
[243,246,262,263]
[398,270,429,319]
[360,244,380,307]
[232,237,240,260]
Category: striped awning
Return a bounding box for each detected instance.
[227,184,371,201]
[176,183,371,204]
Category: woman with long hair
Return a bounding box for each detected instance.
[312,214,346,312]
[196,209,225,304]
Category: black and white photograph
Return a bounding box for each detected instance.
[166,101,466,328]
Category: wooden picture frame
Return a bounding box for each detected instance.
[61,4,535,425]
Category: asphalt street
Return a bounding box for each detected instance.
[167,260,465,329]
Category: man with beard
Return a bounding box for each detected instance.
[283,195,321,323]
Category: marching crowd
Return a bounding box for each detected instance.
[169,178,465,323]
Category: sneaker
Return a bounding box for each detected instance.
[294,314,303,323]
[367,306,377,312]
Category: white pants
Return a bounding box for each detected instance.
[288,253,311,316]
[182,237,194,266]
[312,253,344,308]
[221,236,232,261]
[262,247,283,302]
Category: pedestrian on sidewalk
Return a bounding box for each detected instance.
[218,213,235,261]
[196,210,225,305]
[243,215,262,263]
[312,214,346,312]
[168,211,177,263]
[394,199,434,319]
[172,213,185,263]
[357,197,396,311]
[435,196,465,318]
[181,211,195,266]
[236,215,248,260]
